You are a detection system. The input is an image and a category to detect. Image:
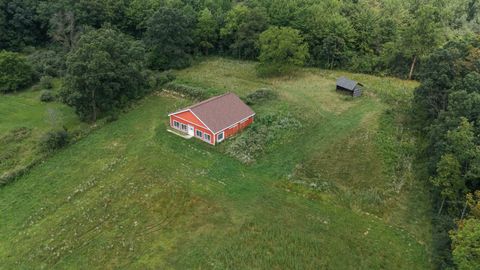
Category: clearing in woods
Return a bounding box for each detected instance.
[0,58,432,269]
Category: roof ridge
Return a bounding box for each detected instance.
[189,92,233,110]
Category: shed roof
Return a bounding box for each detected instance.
[170,92,255,133]
[336,77,363,91]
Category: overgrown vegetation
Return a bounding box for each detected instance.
[39,129,69,152]
[39,90,55,102]
[164,82,209,100]
[226,112,301,163]
[244,88,278,105]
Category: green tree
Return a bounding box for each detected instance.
[446,118,478,167]
[220,4,268,59]
[125,0,164,34]
[450,218,480,269]
[0,51,34,93]
[48,10,82,50]
[257,26,309,76]
[296,3,355,68]
[431,154,466,211]
[0,0,47,50]
[144,7,194,70]
[194,8,218,55]
[466,191,480,218]
[399,4,443,79]
[62,27,146,122]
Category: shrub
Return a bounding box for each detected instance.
[27,49,66,77]
[245,88,278,105]
[349,54,381,74]
[147,70,176,90]
[39,75,54,89]
[40,130,69,152]
[0,51,35,93]
[164,82,208,100]
[105,112,119,123]
[40,90,55,102]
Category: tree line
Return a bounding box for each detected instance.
[412,37,480,269]
[2,0,480,77]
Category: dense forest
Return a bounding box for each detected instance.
[1,0,480,268]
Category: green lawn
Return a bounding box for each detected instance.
[0,79,85,180]
[0,58,432,269]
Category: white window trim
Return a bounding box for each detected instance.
[196,130,203,138]
[204,133,211,142]
[169,110,214,133]
[180,123,188,132]
[217,131,225,142]
[173,120,180,129]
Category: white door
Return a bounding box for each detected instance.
[188,126,194,136]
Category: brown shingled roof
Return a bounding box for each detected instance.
[172,93,255,133]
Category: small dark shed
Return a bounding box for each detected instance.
[336,77,363,97]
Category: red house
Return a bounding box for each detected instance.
[168,92,255,145]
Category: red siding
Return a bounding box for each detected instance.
[222,116,254,139]
[170,114,214,144]
[173,111,207,128]
[169,112,254,145]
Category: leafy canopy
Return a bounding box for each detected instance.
[144,6,194,70]
[62,26,146,122]
[257,26,308,76]
[0,50,34,93]
[450,218,480,270]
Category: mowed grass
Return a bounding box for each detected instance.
[0,79,85,177]
[0,58,432,269]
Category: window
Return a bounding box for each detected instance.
[204,133,211,142]
[173,121,180,128]
[217,132,224,142]
[196,130,203,138]
[181,123,187,131]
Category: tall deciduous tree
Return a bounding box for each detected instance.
[450,217,480,270]
[62,26,146,122]
[296,2,355,69]
[220,4,268,59]
[144,7,194,70]
[399,4,443,79]
[49,10,82,50]
[431,153,466,212]
[450,191,480,270]
[194,8,218,55]
[257,26,309,76]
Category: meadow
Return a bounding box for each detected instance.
[0,58,432,269]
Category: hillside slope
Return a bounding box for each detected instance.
[0,58,432,269]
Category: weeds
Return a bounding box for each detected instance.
[226,113,301,163]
